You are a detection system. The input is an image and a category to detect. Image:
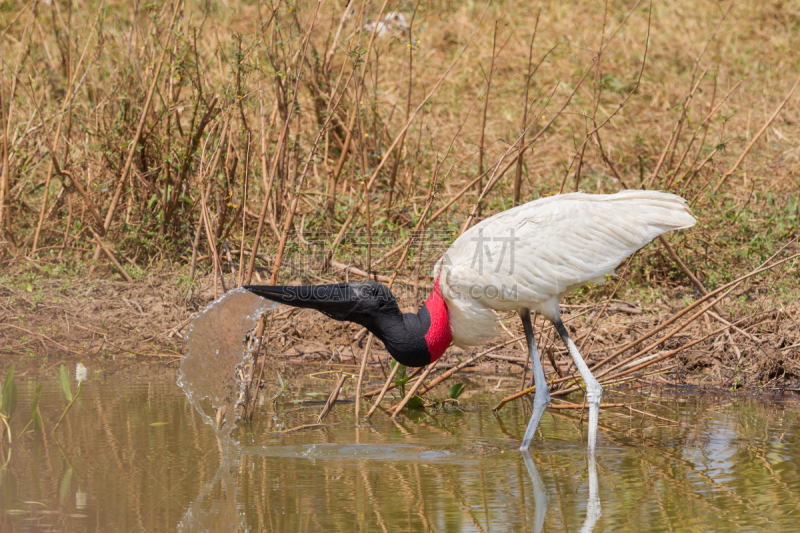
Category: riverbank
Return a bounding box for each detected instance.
[2,259,798,394]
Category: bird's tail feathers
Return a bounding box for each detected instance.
[611,190,696,232]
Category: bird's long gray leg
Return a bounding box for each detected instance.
[519,309,550,451]
[553,316,602,450]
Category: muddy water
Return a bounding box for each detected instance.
[2,365,800,532]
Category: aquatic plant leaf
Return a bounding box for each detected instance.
[390,361,407,380]
[20,501,48,507]
[2,364,16,417]
[447,383,466,399]
[3,382,16,417]
[58,365,73,402]
[1,363,11,412]
[59,467,73,504]
[31,383,42,430]
[406,395,425,409]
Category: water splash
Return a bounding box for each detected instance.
[177,288,276,440]
[177,288,278,531]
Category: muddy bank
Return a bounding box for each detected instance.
[1,263,799,393]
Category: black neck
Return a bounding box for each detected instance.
[364,303,432,368]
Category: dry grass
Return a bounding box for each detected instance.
[0,0,799,386]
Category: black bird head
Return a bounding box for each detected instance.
[244,281,398,331]
[244,280,452,367]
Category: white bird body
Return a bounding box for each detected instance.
[436,190,696,347]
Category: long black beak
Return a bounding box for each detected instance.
[243,283,360,321]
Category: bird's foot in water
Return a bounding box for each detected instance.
[585,380,603,450]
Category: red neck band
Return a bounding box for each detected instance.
[423,276,452,362]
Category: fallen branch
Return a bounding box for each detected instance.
[91,229,134,282]
[494,284,739,410]
[365,362,401,419]
[0,323,79,354]
[271,422,339,436]
[598,315,755,382]
[492,311,761,412]
[390,358,440,417]
[625,405,693,427]
[364,336,524,413]
[588,251,800,376]
[547,402,627,409]
[361,365,425,399]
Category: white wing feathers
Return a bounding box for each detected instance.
[435,190,695,347]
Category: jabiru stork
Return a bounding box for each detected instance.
[245,190,695,450]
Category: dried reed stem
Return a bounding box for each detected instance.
[390,358,439,418]
[317,372,349,423]
[713,70,800,192]
[89,0,182,268]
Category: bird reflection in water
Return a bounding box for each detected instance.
[522,450,602,533]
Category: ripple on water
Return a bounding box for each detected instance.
[241,443,456,461]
